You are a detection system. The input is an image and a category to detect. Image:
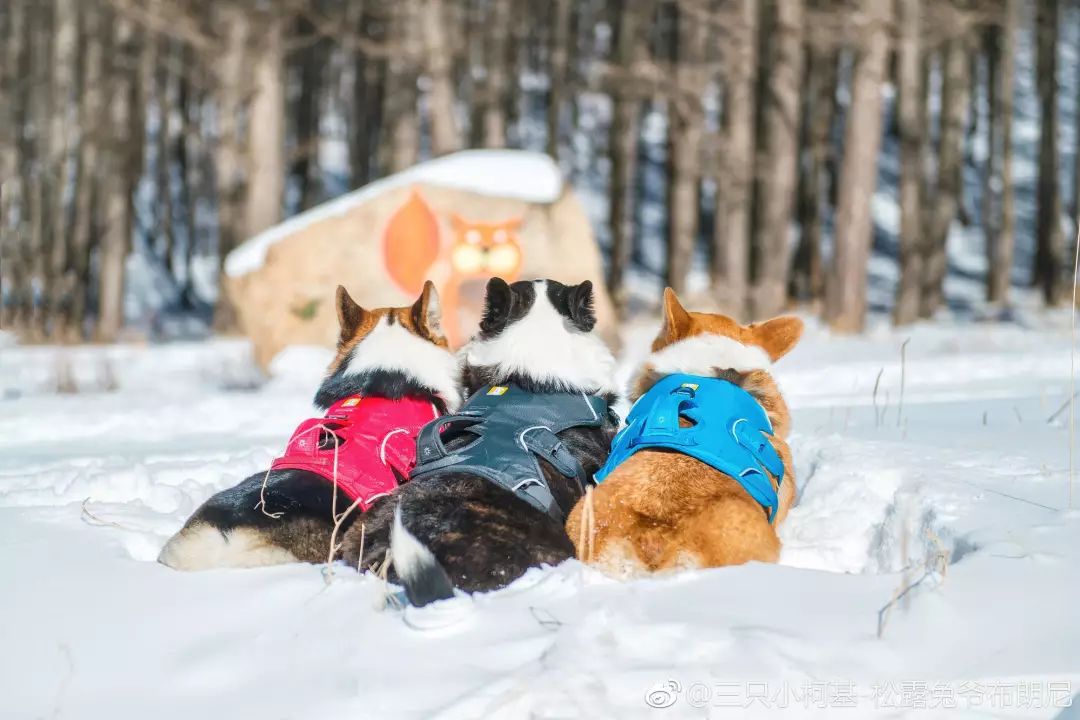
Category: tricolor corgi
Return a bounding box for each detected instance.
[340,278,619,605]
[158,281,460,570]
[566,288,802,574]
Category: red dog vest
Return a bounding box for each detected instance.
[270,395,440,509]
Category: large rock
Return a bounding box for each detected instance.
[224,150,616,369]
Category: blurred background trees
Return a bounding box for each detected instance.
[1,0,1078,343]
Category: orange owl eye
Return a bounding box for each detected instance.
[465,230,482,245]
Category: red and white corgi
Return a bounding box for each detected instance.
[158,281,460,570]
[566,288,802,574]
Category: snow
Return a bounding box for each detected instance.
[3,314,1079,719]
[224,150,565,279]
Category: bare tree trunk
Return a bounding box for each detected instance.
[98,17,137,342]
[607,0,652,313]
[791,41,838,306]
[985,0,1017,306]
[178,44,201,307]
[243,13,285,240]
[383,0,420,172]
[212,6,248,332]
[70,0,107,340]
[665,3,708,296]
[1074,30,1080,234]
[1034,0,1064,305]
[1073,20,1080,233]
[893,0,924,324]
[47,0,78,338]
[713,0,758,319]
[750,0,803,319]
[505,0,527,143]
[26,0,52,340]
[347,1,383,186]
[466,0,487,148]
[920,28,970,318]
[420,0,460,156]
[0,0,28,332]
[547,0,572,159]
[825,0,890,332]
[291,17,322,212]
[482,0,512,148]
[157,40,177,277]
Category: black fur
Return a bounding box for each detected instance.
[478,277,532,336]
[160,367,443,568]
[314,363,449,414]
[478,277,597,338]
[340,278,616,604]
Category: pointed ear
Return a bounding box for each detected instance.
[659,287,692,343]
[450,214,467,233]
[411,280,444,340]
[504,217,523,233]
[335,285,367,340]
[479,277,515,336]
[751,315,804,362]
[567,280,596,332]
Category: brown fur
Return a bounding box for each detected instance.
[329,280,448,375]
[566,288,803,576]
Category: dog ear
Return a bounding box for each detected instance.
[479,277,515,336]
[450,213,468,234]
[751,315,804,362]
[658,287,692,344]
[567,280,596,332]
[411,280,444,340]
[335,285,367,340]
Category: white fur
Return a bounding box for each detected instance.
[342,316,462,411]
[461,280,617,394]
[648,333,771,375]
[391,504,439,586]
[157,525,297,570]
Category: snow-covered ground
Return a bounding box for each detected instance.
[2,310,1079,719]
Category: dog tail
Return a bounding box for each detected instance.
[391,502,455,607]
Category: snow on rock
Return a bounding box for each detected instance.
[224,150,564,279]
[2,319,1079,718]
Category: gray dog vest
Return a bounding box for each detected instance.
[410,384,610,522]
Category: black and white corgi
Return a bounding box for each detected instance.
[340,278,619,605]
[158,281,461,570]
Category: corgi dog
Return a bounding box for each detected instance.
[566,288,802,574]
[158,282,461,571]
[340,278,619,605]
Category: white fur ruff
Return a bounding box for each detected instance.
[342,317,462,411]
[158,525,297,570]
[648,333,771,375]
[461,281,617,394]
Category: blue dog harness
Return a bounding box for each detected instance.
[411,384,611,522]
[594,373,785,521]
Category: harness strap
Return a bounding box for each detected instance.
[518,426,585,491]
[509,477,561,521]
[732,418,784,478]
[410,387,608,522]
[414,414,479,465]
